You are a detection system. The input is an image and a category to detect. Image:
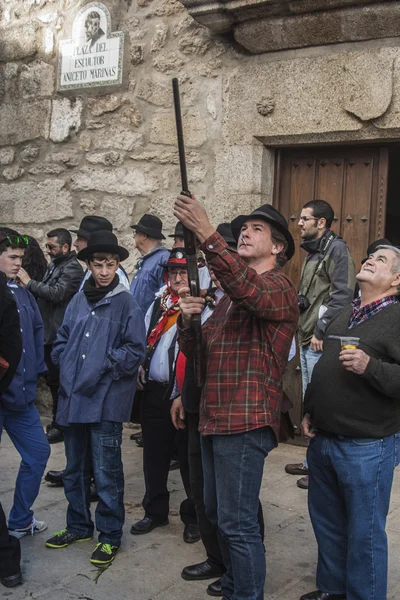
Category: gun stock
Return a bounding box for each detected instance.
[172,77,203,387]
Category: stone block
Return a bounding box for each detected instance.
[99,197,134,231]
[3,166,24,181]
[48,152,80,167]
[152,52,185,74]
[0,179,73,223]
[151,23,168,53]
[0,148,15,165]
[120,105,142,127]
[20,146,40,163]
[19,60,55,100]
[150,111,207,147]
[88,95,124,117]
[130,44,144,65]
[50,98,82,143]
[91,127,143,151]
[137,78,173,107]
[70,166,159,197]
[0,22,38,62]
[0,100,50,145]
[28,164,66,175]
[86,151,125,166]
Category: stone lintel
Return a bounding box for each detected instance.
[178,0,400,53]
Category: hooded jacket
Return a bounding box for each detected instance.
[28,250,83,345]
[298,230,356,346]
[51,283,146,425]
[1,282,46,411]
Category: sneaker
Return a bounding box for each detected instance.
[9,518,48,539]
[90,542,119,566]
[45,528,92,548]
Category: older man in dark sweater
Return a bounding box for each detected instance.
[301,244,400,600]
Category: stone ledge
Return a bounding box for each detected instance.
[179,0,400,53]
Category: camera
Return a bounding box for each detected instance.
[298,293,310,313]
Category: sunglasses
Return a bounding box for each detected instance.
[45,243,60,250]
[0,235,29,246]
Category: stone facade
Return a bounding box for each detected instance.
[1,0,400,279]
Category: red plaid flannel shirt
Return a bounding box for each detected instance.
[178,232,299,437]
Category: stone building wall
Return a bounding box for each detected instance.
[0,0,247,275]
[3,0,400,276]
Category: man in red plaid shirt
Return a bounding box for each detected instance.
[174,195,299,600]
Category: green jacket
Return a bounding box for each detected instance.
[298,230,356,347]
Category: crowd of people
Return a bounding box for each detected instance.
[1,194,400,600]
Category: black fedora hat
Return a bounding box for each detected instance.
[168,221,184,239]
[216,222,236,247]
[361,238,392,264]
[130,214,165,240]
[160,248,187,268]
[77,230,129,262]
[231,204,295,260]
[70,215,113,239]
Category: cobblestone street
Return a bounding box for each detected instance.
[2,426,400,600]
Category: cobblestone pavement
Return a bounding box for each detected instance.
[1,426,400,600]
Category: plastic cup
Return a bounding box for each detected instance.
[340,336,360,350]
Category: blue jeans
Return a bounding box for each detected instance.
[63,421,124,546]
[299,344,322,399]
[201,426,277,600]
[0,403,50,529]
[307,433,399,600]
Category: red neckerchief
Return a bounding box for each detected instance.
[147,286,180,352]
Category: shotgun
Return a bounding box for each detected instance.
[172,77,203,387]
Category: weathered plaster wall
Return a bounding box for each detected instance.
[2,0,400,276]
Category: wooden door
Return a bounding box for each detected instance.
[274,145,389,437]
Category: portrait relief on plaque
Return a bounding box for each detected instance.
[57,2,124,91]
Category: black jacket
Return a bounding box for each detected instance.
[27,251,83,345]
[0,272,22,395]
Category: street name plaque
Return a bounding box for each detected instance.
[57,2,124,91]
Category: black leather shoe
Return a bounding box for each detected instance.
[1,571,22,588]
[46,427,64,444]
[130,517,168,535]
[300,591,346,600]
[207,578,223,597]
[44,469,65,486]
[135,435,144,448]
[182,560,225,581]
[169,459,180,471]
[183,523,201,543]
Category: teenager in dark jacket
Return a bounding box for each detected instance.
[0,228,50,540]
[17,228,83,443]
[45,231,146,567]
[0,271,22,588]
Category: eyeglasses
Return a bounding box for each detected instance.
[45,243,59,250]
[0,235,29,246]
[298,216,319,223]
[168,269,187,278]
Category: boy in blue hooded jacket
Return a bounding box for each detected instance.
[45,231,146,566]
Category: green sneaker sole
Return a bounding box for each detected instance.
[90,554,116,565]
[45,537,92,549]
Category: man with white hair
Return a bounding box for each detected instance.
[301,244,400,600]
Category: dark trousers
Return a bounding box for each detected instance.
[187,413,265,572]
[141,381,197,525]
[44,344,60,426]
[0,502,20,578]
